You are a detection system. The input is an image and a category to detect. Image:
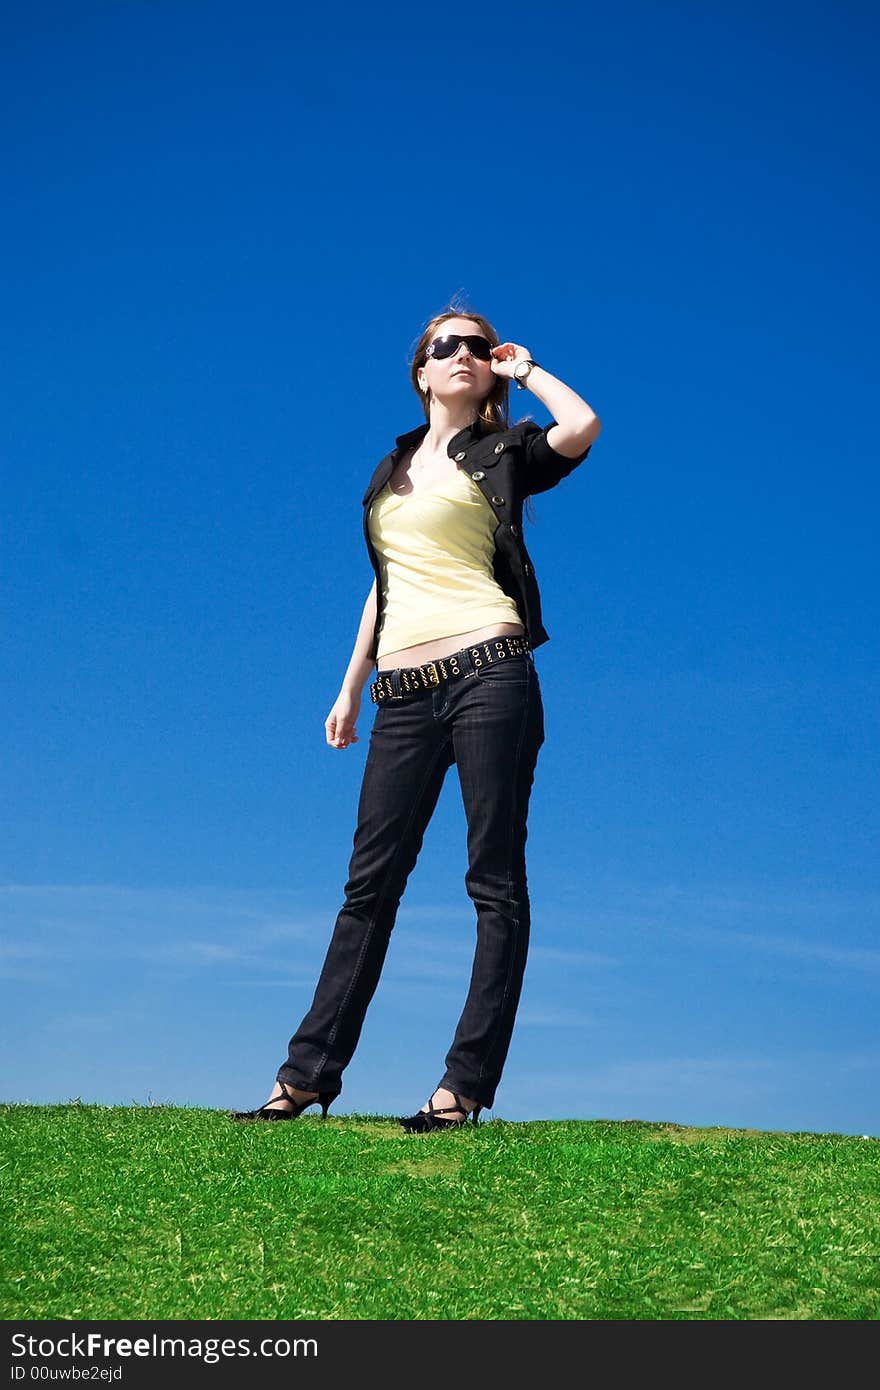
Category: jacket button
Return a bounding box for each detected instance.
[494,442,505,454]
[510,523,519,536]
[472,470,485,481]
[454,451,467,462]
[491,494,505,505]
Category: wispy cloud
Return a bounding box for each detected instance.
[513,1054,781,1109]
[44,1012,138,1035]
[0,883,323,980]
[0,941,59,958]
[517,1047,880,1101]
[516,1008,597,1028]
[144,940,250,963]
[544,878,880,978]
[3,878,879,993]
[695,928,880,972]
[529,945,616,968]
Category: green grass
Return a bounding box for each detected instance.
[2,1104,878,1320]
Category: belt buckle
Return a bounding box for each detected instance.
[423,660,440,688]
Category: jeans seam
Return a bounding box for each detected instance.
[308,733,453,1083]
[475,670,532,1087]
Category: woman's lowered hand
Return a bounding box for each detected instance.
[325,690,360,749]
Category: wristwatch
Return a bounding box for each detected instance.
[513,358,539,390]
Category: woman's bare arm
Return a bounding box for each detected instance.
[341,578,377,696]
[325,579,377,748]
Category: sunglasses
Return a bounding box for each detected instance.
[424,333,493,363]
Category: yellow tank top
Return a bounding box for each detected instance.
[368,464,523,659]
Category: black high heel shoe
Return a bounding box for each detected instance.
[399,1089,483,1133]
[228,1080,336,1123]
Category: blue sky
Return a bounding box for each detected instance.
[2,2,877,1137]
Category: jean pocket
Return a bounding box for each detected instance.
[474,655,531,684]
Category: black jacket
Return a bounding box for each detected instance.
[361,417,593,664]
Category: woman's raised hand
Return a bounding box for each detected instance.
[325,691,360,750]
[490,342,533,379]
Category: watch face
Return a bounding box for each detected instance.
[514,361,529,378]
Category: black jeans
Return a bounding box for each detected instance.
[277,644,545,1110]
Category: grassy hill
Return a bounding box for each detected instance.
[2,1104,878,1320]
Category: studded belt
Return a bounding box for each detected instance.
[370,633,532,703]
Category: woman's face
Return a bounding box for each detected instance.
[418,317,495,408]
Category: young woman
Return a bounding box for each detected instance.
[230,304,600,1131]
